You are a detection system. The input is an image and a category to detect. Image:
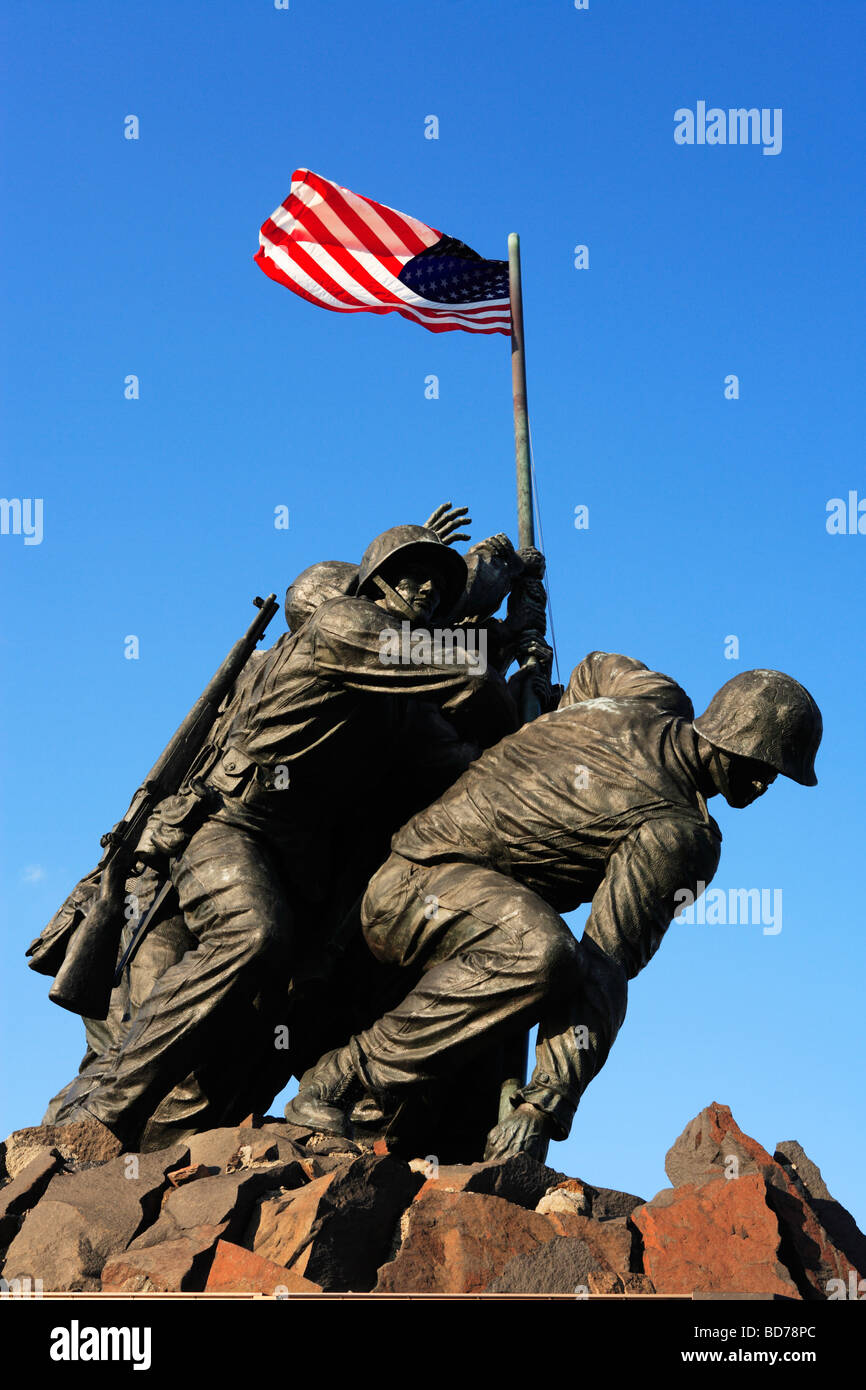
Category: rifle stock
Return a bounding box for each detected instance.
[49,852,129,1018]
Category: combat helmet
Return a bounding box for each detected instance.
[694,670,822,786]
[284,560,359,632]
[356,524,467,617]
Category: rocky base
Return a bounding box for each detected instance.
[1,1103,863,1297]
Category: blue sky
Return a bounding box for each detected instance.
[2,1,864,1226]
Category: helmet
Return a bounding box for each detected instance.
[694,670,822,786]
[356,525,468,617]
[284,561,358,631]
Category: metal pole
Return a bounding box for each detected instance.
[509,232,535,551]
[498,232,535,1124]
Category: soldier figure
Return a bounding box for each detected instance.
[53,517,548,1148]
[286,654,822,1162]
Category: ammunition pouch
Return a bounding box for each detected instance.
[205,745,292,810]
[205,745,258,797]
[135,788,213,863]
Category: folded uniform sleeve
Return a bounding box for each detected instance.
[309,596,506,707]
[559,651,695,718]
[583,813,721,979]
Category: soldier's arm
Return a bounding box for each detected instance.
[558,651,694,718]
[309,598,512,710]
[448,533,526,622]
[516,814,722,1135]
[582,814,721,978]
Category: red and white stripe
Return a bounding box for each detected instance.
[255,169,511,336]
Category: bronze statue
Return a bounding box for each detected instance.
[286,654,822,1162]
[35,506,551,1150]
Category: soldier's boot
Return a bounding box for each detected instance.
[285,1043,368,1138]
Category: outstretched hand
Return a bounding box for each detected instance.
[422,501,472,546]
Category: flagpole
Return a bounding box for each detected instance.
[508,232,542,727]
[496,232,535,1130]
[508,232,535,552]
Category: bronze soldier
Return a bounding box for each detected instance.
[286,654,822,1162]
[55,521,546,1148]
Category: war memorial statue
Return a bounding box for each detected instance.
[26,491,821,1167]
[22,180,822,1171]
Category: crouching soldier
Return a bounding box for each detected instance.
[286,655,822,1162]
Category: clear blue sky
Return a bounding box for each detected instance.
[2,1,864,1227]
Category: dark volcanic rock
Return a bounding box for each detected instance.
[0,1148,64,1250]
[488,1235,608,1293]
[774,1141,866,1278]
[415,1152,569,1210]
[249,1152,423,1292]
[665,1102,770,1187]
[107,1158,308,1292]
[2,1144,188,1291]
[184,1126,305,1173]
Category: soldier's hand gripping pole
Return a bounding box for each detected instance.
[46,594,280,1020]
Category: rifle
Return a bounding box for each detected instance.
[30,594,280,1021]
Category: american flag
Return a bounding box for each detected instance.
[255,169,511,336]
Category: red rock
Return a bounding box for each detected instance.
[664,1105,864,1297]
[102,1226,224,1292]
[106,1155,309,1292]
[376,1189,565,1294]
[632,1174,802,1298]
[205,1240,322,1294]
